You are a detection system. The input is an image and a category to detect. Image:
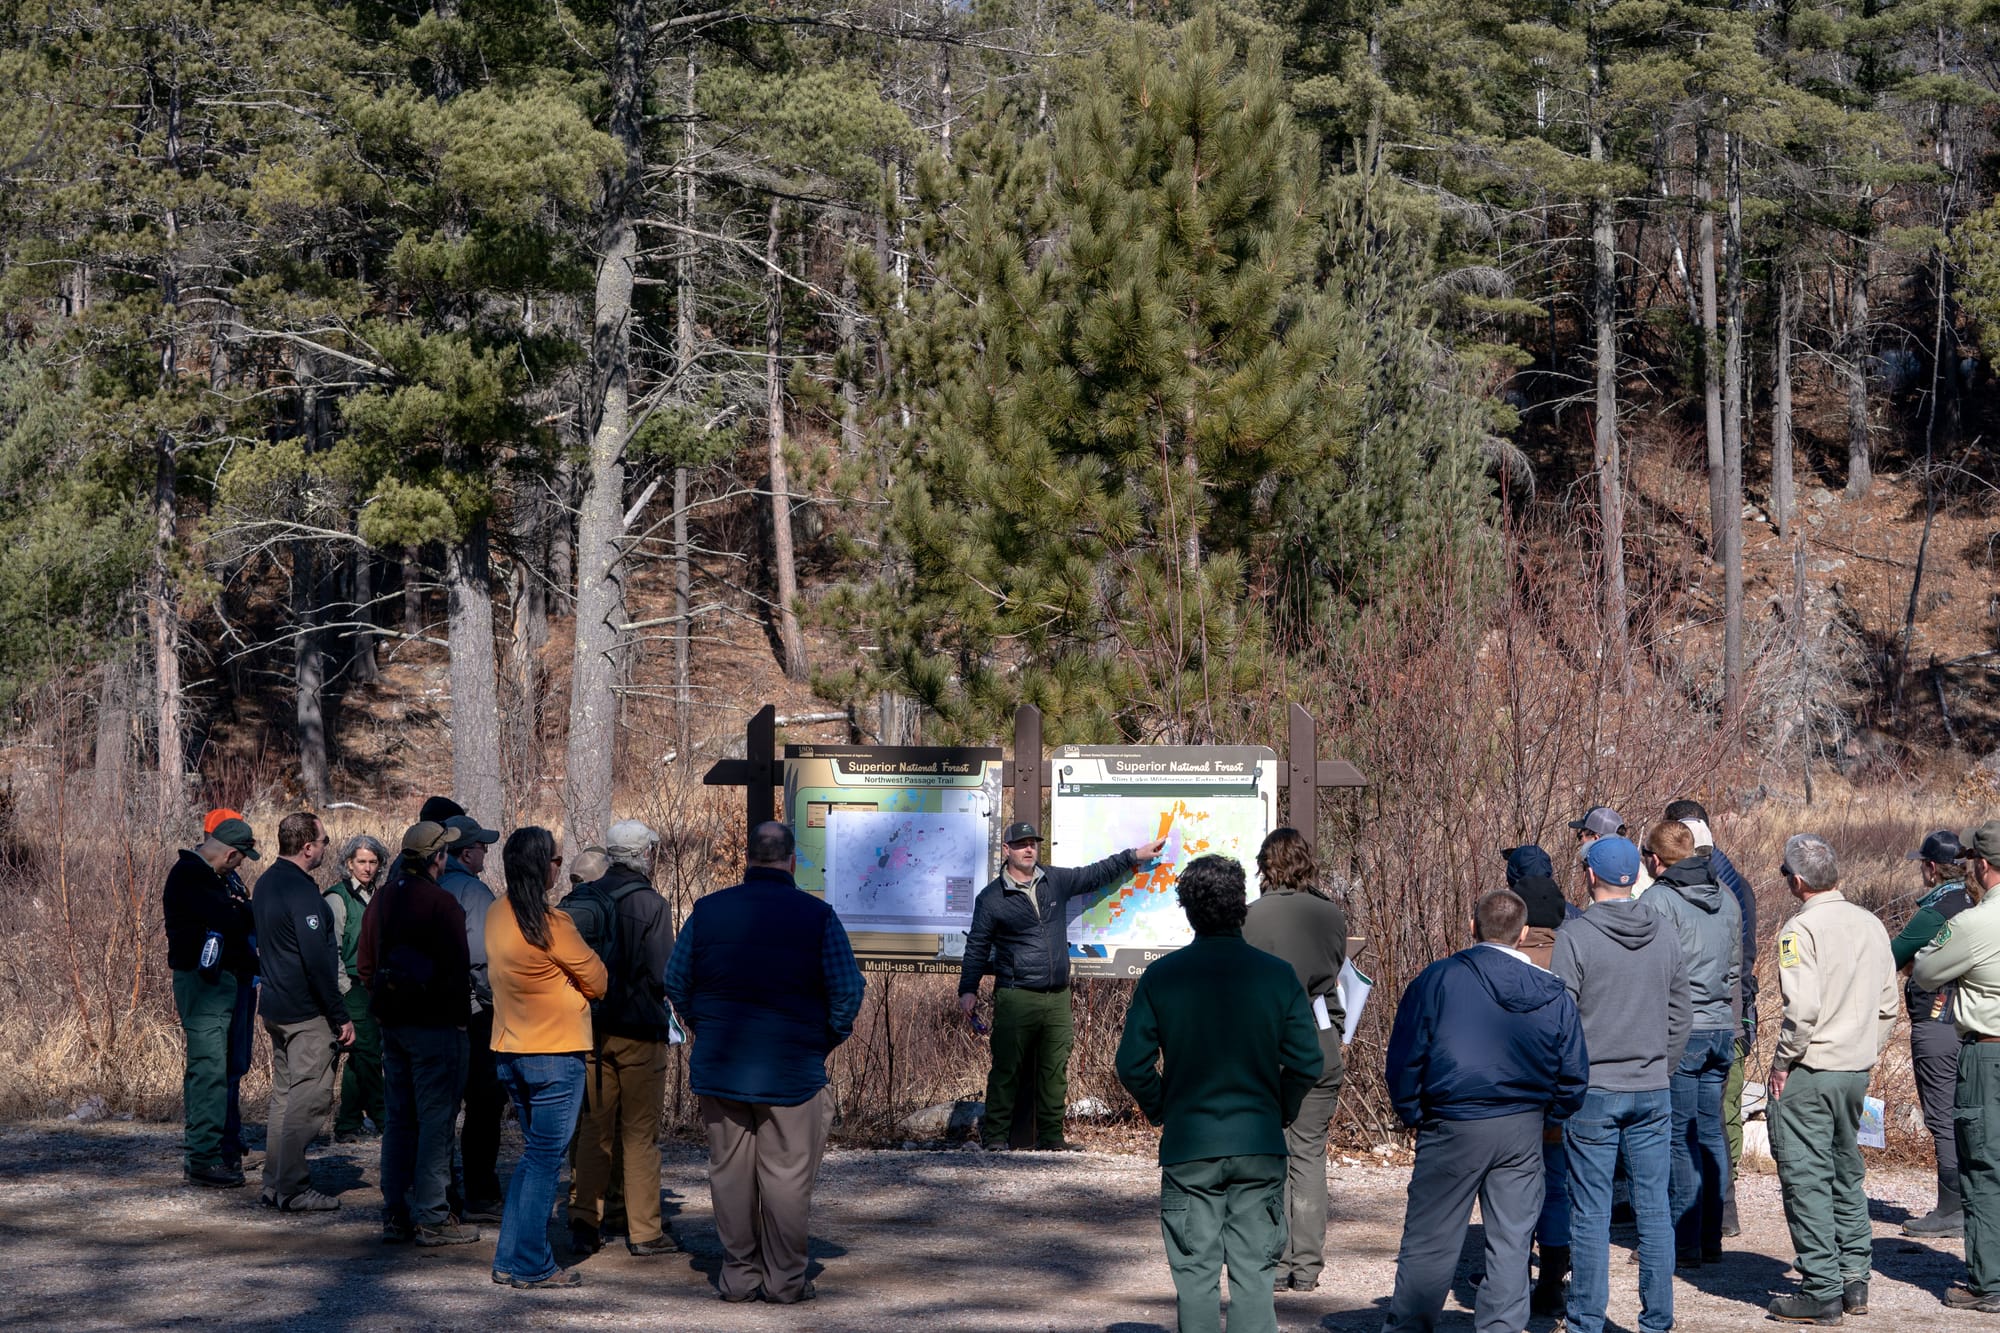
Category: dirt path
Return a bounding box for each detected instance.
[0,1122,1982,1331]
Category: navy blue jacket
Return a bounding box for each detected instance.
[1385,943,1588,1127]
[664,867,866,1107]
[1706,845,1759,1017]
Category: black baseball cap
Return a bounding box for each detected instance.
[1002,822,1042,845]
[1907,830,1963,864]
[211,817,262,861]
[419,795,466,823]
[444,814,499,845]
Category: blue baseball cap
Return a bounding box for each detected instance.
[1583,835,1641,888]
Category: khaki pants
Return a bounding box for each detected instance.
[701,1086,835,1302]
[569,1035,669,1243]
[262,1017,336,1200]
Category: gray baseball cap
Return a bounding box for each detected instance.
[1568,806,1626,838]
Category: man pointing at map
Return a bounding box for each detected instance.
[959,821,1168,1151]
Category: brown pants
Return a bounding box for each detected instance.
[569,1035,669,1242]
[701,1086,835,1302]
[262,1018,336,1201]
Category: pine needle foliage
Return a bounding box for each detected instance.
[838,11,1496,744]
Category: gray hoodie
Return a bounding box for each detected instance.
[1551,898,1692,1092]
[1642,856,1742,1033]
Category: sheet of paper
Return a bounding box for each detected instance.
[1311,994,1332,1031]
[1336,959,1373,1046]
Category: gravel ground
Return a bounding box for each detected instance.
[0,1121,1987,1331]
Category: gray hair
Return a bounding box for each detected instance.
[1784,833,1839,891]
[338,833,391,888]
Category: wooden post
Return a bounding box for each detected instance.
[746,704,776,826]
[1287,702,1317,853]
[701,703,778,829]
[1011,703,1042,827]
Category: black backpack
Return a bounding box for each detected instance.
[565,876,644,1016]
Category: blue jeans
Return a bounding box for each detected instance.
[1564,1088,1673,1333]
[381,1025,468,1228]
[493,1052,588,1283]
[1672,1029,1735,1256]
[1539,1132,1570,1247]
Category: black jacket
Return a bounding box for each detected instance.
[571,865,676,1042]
[251,859,346,1029]
[162,850,257,977]
[357,871,472,1029]
[958,851,1137,995]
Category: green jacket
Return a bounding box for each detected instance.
[322,877,371,981]
[1116,930,1323,1165]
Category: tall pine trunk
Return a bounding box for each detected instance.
[93,631,135,814]
[1771,267,1797,538]
[445,521,505,821]
[1589,45,1631,691]
[1720,130,1745,724]
[673,50,697,750]
[1845,219,1873,497]
[766,197,808,680]
[294,541,331,804]
[150,434,185,819]
[1696,124,1725,550]
[565,0,646,849]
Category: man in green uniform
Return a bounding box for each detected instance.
[1766,833,1900,1325]
[162,819,260,1187]
[1117,854,1322,1333]
[1913,819,2000,1312]
[1893,830,1972,1237]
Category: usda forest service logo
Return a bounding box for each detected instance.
[306,914,321,931]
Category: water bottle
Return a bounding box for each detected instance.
[199,930,223,981]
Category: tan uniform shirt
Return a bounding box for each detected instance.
[1912,889,2000,1038]
[1772,890,1900,1073]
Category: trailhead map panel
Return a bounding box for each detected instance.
[784,744,1003,972]
[1049,745,1278,979]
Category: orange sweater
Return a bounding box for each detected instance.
[486,898,609,1054]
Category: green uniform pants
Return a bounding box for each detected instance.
[1280,1035,1344,1285]
[1161,1154,1286,1333]
[1769,1066,1872,1301]
[982,986,1073,1148]
[1724,1044,1746,1169]
[335,985,385,1136]
[1957,1042,2000,1294]
[174,968,238,1171]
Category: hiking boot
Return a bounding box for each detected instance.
[1676,1247,1704,1271]
[414,1219,481,1246]
[184,1162,246,1189]
[628,1234,680,1257]
[977,1140,1010,1153]
[509,1268,581,1290]
[1906,1186,1964,1238]
[1768,1291,1843,1325]
[382,1216,414,1244]
[568,1221,602,1256]
[764,1281,816,1304]
[1531,1245,1570,1317]
[1036,1140,1086,1152]
[1287,1273,1321,1292]
[461,1198,503,1224]
[279,1188,340,1213]
[259,1189,279,1208]
[1842,1281,1868,1315]
[1945,1286,2000,1310]
[718,1286,762,1303]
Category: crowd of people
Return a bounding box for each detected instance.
[161,798,861,1297]
[159,790,2000,1325]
